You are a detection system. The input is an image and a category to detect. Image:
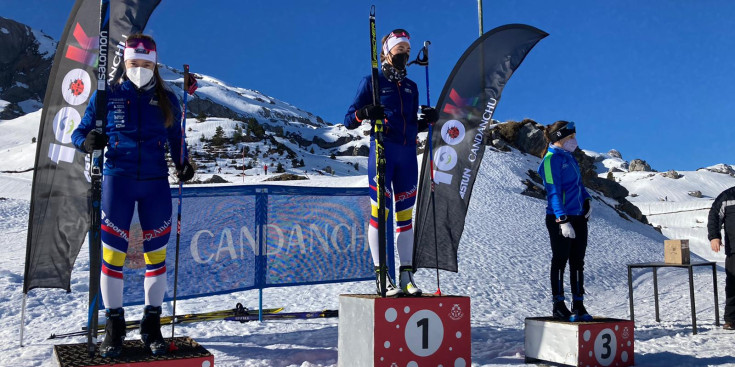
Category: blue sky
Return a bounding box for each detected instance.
[4,0,734,170]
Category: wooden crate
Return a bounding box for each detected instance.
[665,239,690,264]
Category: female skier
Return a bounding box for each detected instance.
[72,34,195,357]
[345,29,438,296]
[538,120,593,322]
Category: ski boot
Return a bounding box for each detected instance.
[140,305,167,356]
[375,266,402,296]
[552,296,572,321]
[570,297,593,322]
[99,307,126,358]
[399,266,423,296]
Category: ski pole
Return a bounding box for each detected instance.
[419,41,442,296]
[169,64,194,351]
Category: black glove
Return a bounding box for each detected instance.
[417,105,439,132]
[355,104,385,122]
[176,160,195,182]
[83,130,108,152]
[419,105,439,124]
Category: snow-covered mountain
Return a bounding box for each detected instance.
[587,149,735,263]
[0,17,372,182]
[0,17,55,119]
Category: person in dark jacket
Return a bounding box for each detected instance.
[345,29,438,297]
[708,186,735,330]
[538,120,593,322]
[72,34,194,357]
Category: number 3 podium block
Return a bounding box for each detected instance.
[338,294,471,367]
[524,317,634,367]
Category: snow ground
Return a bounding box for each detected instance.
[2,114,734,366]
[1,142,734,366]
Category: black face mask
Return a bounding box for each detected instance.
[390,52,409,70]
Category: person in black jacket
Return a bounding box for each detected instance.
[708,186,735,330]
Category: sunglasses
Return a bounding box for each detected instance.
[563,121,575,131]
[125,37,156,52]
[389,29,410,40]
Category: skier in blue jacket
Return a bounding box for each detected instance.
[538,120,593,322]
[345,29,438,297]
[72,34,194,357]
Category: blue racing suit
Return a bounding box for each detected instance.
[72,80,184,308]
[345,72,422,266]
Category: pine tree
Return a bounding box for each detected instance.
[232,126,243,144]
[212,126,226,146]
[353,162,359,171]
[196,111,207,123]
[330,152,336,159]
[276,162,285,173]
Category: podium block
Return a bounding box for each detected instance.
[525,317,634,367]
[53,337,214,367]
[338,294,471,367]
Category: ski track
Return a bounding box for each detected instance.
[2,148,735,366]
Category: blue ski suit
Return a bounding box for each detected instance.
[72,80,185,308]
[345,72,423,266]
[538,144,591,302]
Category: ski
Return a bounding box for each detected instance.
[222,309,338,323]
[48,305,283,339]
[86,0,110,357]
[369,5,388,298]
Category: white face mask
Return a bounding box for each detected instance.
[126,67,154,88]
[561,137,579,152]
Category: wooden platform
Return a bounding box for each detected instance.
[54,337,214,367]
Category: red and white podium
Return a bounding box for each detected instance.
[525,317,634,367]
[338,294,471,367]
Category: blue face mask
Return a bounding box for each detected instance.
[561,137,578,152]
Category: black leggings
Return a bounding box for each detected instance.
[726,255,735,323]
[546,215,588,299]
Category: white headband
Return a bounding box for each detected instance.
[383,35,410,55]
[123,47,157,63]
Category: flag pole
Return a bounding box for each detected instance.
[478,0,484,36]
[19,293,27,347]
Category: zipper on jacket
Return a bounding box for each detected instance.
[397,81,407,145]
[137,92,142,180]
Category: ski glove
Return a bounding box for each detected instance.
[420,106,439,124]
[355,105,385,123]
[418,105,439,132]
[559,222,576,239]
[83,130,108,152]
[177,160,195,182]
[583,199,592,220]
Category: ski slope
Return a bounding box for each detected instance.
[592,150,735,264]
[1,128,734,365]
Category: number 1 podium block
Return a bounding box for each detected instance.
[338,294,471,367]
[525,317,634,367]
